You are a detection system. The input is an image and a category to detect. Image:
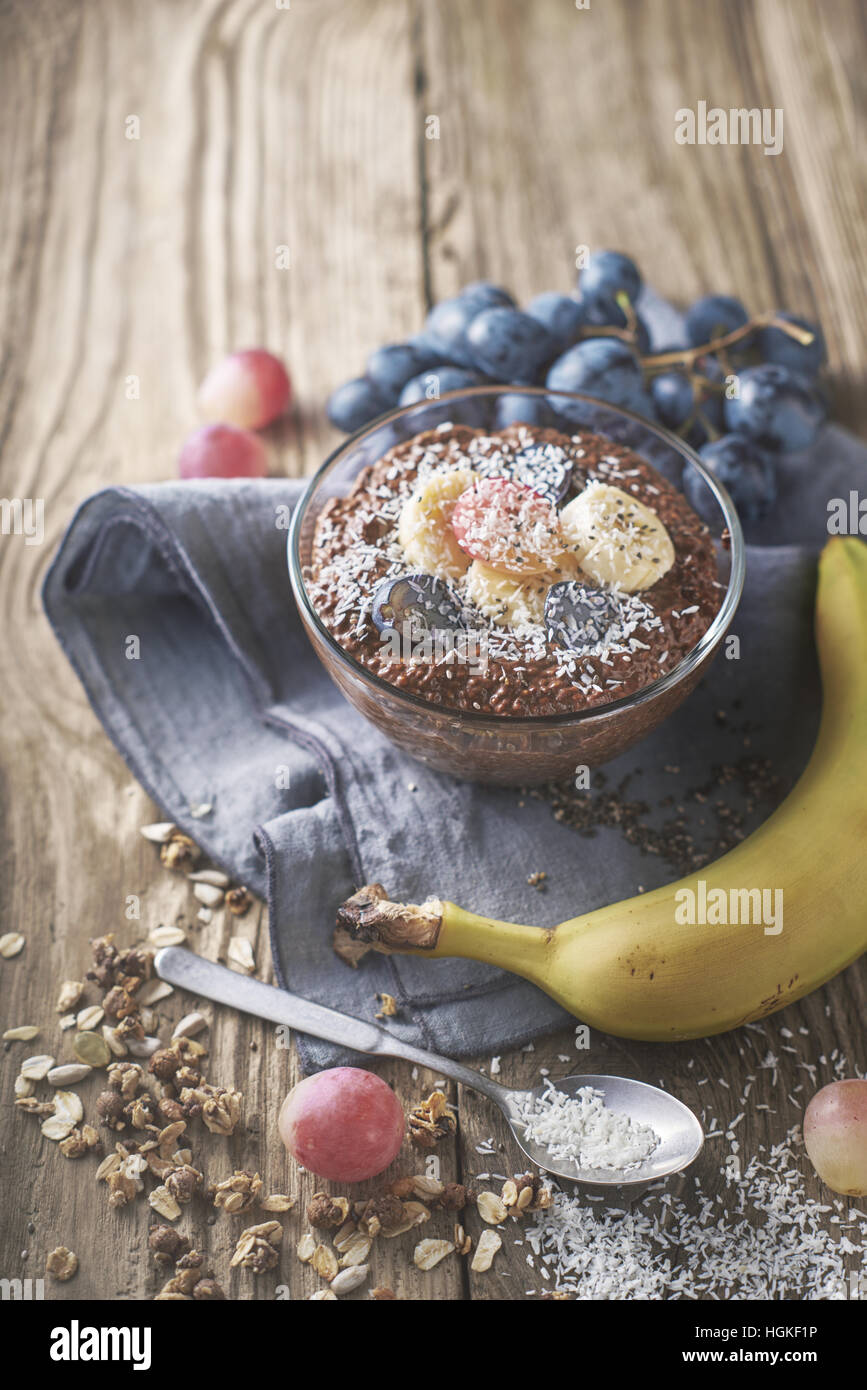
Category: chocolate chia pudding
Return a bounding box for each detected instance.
[307,421,722,718]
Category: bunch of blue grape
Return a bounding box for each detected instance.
[326,251,827,525]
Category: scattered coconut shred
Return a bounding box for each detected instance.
[519,1083,660,1171]
[523,1127,866,1300]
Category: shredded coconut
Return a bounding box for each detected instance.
[525,1125,865,1300]
[518,1082,660,1171]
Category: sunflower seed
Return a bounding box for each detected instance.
[148,926,187,947]
[193,883,223,909]
[413,1239,454,1271]
[140,822,177,843]
[196,908,213,926]
[73,1032,111,1068]
[227,937,255,973]
[76,1005,105,1031]
[0,933,25,958]
[21,1054,55,1081]
[188,869,231,888]
[172,1012,207,1039]
[102,1024,128,1057]
[3,1026,40,1042]
[470,1229,502,1272]
[330,1264,370,1296]
[56,981,84,1012]
[136,979,174,1006]
[47,1064,92,1086]
[126,1035,161,1058]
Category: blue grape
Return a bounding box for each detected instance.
[651,371,694,429]
[579,251,642,307]
[756,313,826,377]
[525,293,585,352]
[685,294,750,348]
[465,307,556,380]
[371,573,466,637]
[423,284,514,367]
[457,281,515,308]
[686,435,777,524]
[326,377,389,432]
[366,342,443,405]
[398,365,485,407]
[546,338,643,408]
[546,581,623,653]
[494,392,551,430]
[724,364,825,452]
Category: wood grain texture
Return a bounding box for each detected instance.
[0,0,864,1302]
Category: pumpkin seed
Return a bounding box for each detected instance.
[73,1032,111,1068]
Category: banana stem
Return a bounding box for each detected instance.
[437,901,555,978]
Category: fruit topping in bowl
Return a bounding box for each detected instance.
[371,573,468,640]
[559,482,675,591]
[450,476,567,576]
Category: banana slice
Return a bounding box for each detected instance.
[467,553,580,629]
[559,482,675,592]
[397,467,477,580]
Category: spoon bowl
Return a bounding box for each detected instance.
[500,1073,705,1187]
[155,947,705,1187]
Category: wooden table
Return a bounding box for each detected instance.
[1,0,864,1302]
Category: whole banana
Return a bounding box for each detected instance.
[338,537,867,1042]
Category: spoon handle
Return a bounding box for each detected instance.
[154,947,510,1106]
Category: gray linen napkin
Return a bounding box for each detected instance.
[42,314,866,1072]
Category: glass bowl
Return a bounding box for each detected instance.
[288,386,745,786]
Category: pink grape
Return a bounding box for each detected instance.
[803,1079,867,1195]
[278,1067,405,1183]
[197,349,291,430]
[178,423,269,479]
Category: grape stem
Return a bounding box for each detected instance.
[637,312,815,373]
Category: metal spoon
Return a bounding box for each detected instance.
[155,947,704,1187]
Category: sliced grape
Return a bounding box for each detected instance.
[545,581,623,653]
[370,572,467,638]
[478,440,572,503]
